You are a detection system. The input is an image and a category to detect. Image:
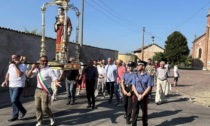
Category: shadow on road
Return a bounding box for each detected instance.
[149,110,182,119]
[169,97,189,103]
[54,101,124,125]
[156,115,199,126]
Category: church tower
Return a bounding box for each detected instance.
[205,10,210,70]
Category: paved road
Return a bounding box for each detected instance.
[0,86,209,126]
[0,71,210,126]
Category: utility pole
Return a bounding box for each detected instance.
[80,0,84,47]
[151,36,155,44]
[141,27,145,61]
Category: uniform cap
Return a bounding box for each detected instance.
[137,61,147,66]
[127,61,135,67]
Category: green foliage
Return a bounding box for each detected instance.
[152,52,167,63]
[164,31,190,64]
[185,55,192,67]
[24,28,41,36]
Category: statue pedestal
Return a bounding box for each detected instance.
[48,61,80,70]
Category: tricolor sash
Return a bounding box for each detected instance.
[36,68,53,95]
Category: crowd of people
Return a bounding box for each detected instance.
[1,54,180,126]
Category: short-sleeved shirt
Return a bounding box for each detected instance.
[122,72,135,86]
[97,66,105,78]
[117,65,126,83]
[8,63,27,87]
[145,64,155,76]
[132,72,152,94]
[63,70,79,80]
[174,65,179,77]
[31,66,57,89]
[156,67,168,80]
[105,64,117,82]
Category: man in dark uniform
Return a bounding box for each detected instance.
[84,59,98,109]
[132,61,153,126]
[120,61,135,124]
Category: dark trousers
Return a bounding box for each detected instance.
[132,95,148,126]
[86,80,95,107]
[123,86,132,121]
[106,82,115,101]
[149,86,153,96]
[9,87,26,118]
[114,83,120,102]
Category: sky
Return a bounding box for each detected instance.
[1,0,210,54]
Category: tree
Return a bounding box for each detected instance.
[24,28,41,36]
[185,55,192,67]
[164,31,190,64]
[152,52,167,63]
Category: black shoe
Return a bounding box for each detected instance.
[19,110,27,119]
[87,104,91,108]
[114,102,120,105]
[8,117,18,122]
[71,101,75,105]
[124,114,127,119]
[126,120,131,125]
[66,101,71,105]
[156,101,161,105]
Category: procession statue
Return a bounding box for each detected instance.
[54,7,72,54]
[38,0,80,70]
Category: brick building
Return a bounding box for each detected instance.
[192,10,210,70]
[133,43,164,61]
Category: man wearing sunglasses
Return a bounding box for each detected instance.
[27,55,61,126]
[3,54,27,122]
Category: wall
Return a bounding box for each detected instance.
[118,54,135,64]
[192,36,206,69]
[134,44,164,61]
[0,27,118,83]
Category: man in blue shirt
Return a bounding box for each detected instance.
[132,61,153,126]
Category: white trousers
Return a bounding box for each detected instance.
[155,79,168,103]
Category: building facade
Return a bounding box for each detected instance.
[192,10,210,70]
[133,43,164,61]
[118,54,136,64]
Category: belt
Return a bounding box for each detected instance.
[124,84,131,87]
[158,78,166,81]
[138,92,143,95]
[36,87,43,90]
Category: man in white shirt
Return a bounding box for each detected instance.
[51,69,62,101]
[164,62,170,77]
[155,61,168,105]
[27,55,61,126]
[3,54,27,122]
[174,64,179,86]
[105,58,117,103]
[95,61,106,99]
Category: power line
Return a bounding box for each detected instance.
[84,0,167,44]
[85,0,140,33]
[170,1,210,32]
[97,0,143,29]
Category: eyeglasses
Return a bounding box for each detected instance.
[41,60,47,62]
[11,57,16,59]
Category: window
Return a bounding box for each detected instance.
[198,48,202,58]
